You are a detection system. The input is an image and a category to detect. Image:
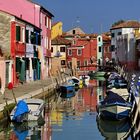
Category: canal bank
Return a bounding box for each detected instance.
[0,75,70,120]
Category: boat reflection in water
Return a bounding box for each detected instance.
[10,117,45,140]
[96,116,132,140]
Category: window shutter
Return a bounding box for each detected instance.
[16,26,20,41]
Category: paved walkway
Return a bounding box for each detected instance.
[0,77,57,112]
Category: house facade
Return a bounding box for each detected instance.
[110,20,140,70]
[66,35,97,71]
[51,22,63,40]
[51,36,71,73]
[0,0,53,91]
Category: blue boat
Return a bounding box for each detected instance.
[97,91,132,120]
[10,100,29,122]
[60,84,75,98]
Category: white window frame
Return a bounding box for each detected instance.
[21,27,25,43]
[77,49,82,56]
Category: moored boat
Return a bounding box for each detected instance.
[10,98,45,122]
[97,91,132,120]
[60,84,75,98]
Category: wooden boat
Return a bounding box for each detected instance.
[10,98,45,122]
[67,76,82,90]
[97,91,132,120]
[107,77,127,89]
[60,83,75,98]
[97,116,131,139]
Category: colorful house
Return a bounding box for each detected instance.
[51,36,71,74]
[66,34,97,71]
[0,0,53,89]
[97,34,111,67]
[110,20,140,70]
[51,22,63,40]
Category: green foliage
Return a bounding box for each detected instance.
[112,20,125,27]
[3,103,16,117]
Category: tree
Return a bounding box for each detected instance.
[112,20,125,27]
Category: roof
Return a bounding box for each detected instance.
[52,36,72,45]
[111,20,140,30]
[52,22,61,27]
[62,33,97,39]
[27,0,54,17]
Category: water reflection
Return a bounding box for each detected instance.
[96,116,131,140]
[0,79,113,140]
[10,117,45,140]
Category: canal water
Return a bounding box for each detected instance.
[0,79,135,139]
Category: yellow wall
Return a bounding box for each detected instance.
[51,22,63,39]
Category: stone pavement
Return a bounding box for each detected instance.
[0,77,57,112]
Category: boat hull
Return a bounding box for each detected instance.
[60,85,75,98]
[98,103,132,120]
[10,98,45,122]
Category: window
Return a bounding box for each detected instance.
[98,37,101,42]
[60,47,65,52]
[99,46,102,52]
[16,26,21,41]
[77,61,80,68]
[110,45,115,51]
[61,60,65,65]
[77,49,82,56]
[84,60,88,66]
[73,40,76,45]
[46,17,48,28]
[51,47,53,52]
[73,30,75,34]
[68,49,72,56]
[21,27,25,43]
[25,29,29,43]
[30,32,36,44]
[45,16,47,26]
[44,37,48,48]
[118,32,122,35]
[49,19,51,30]
[111,33,115,38]
[68,61,72,68]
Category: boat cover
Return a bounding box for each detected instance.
[101,91,125,105]
[13,100,29,119]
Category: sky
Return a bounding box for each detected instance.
[34,0,140,34]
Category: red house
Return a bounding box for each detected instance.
[11,20,26,85]
[66,34,97,71]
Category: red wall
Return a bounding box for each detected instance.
[67,38,97,71]
[11,21,26,85]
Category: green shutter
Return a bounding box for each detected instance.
[16,26,20,41]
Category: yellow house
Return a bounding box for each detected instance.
[51,22,63,40]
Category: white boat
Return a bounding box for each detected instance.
[67,76,82,90]
[79,75,90,86]
[10,98,45,122]
[97,91,132,120]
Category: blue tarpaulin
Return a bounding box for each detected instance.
[13,100,29,119]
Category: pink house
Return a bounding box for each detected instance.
[0,0,40,28]
[0,0,54,82]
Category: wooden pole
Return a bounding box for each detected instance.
[12,89,17,104]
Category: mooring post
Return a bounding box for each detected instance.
[132,97,140,126]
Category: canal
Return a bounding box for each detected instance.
[0,79,136,139]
